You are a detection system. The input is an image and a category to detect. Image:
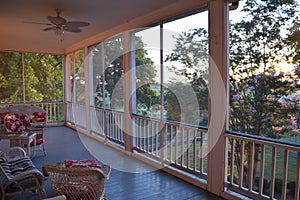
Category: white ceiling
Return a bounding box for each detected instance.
[0,0,185,54]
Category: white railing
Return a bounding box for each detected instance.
[0,102,64,125]
[89,107,124,144]
[132,114,208,179]
[66,102,86,128]
[225,131,300,200]
[88,109,208,179]
[67,105,300,199]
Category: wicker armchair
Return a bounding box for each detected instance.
[42,164,111,200]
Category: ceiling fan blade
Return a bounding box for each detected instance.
[43,27,54,31]
[63,26,82,33]
[65,21,90,27]
[23,21,52,26]
[47,16,67,26]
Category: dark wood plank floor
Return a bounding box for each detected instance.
[1,126,224,200]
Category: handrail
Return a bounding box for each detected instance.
[131,113,208,131]
[226,130,300,149]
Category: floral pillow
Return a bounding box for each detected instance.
[31,112,47,123]
[18,113,31,127]
[5,114,26,132]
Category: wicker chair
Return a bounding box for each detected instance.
[0,156,45,200]
[42,164,111,200]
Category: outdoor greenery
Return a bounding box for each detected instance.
[89,35,159,113]
[161,0,300,197]
[164,27,209,126]
[0,52,62,103]
[229,0,300,138]
[165,0,300,138]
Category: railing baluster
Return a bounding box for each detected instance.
[230,138,235,184]
[259,144,265,196]
[239,140,245,188]
[193,129,197,171]
[175,126,178,165]
[248,142,254,192]
[200,131,204,173]
[181,127,184,167]
[156,121,159,157]
[141,118,144,151]
[295,152,300,200]
[282,149,288,200]
[187,129,190,169]
[270,147,277,199]
[53,103,57,121]
[148,121,151,153]
[170,126,173,163]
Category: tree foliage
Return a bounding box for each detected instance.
[229,0,299,138]
[92,36,158,113]
[164,27,209,126]
[0,52,62,103]
[164,0,300,137]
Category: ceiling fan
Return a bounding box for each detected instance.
[24,9,90,35]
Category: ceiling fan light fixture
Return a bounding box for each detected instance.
[53,27,64,35]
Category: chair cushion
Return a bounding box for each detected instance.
[5,114,25,132]
[31,112,47,123]
[18,113,31,127]
[30,138,45,146]
[64,159,102,169]
[0,155,7,164]
[1,157,36,179]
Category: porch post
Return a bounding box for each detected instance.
[22,53,25,103]
[123,31,133,152]
[84,47,91,134]
[62,55,67,126]
[207,0,229,196]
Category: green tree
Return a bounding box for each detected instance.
[0,52,23,103]
[0,52,62,103]
[165,27,209,126]
[92,36,159,113]
[135,36,160,116]
[24,53,63,102]
[229,0,299,138]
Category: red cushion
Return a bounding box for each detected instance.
[18,113,31,127]
[5,114,25,132]
[30,138,45,146]
[31,112,46,123]
[64,159,101,169]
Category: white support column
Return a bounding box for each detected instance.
[130,33,137,147]
[123,31,133,152]
[87,48,94,108]
[207,0,229,196]
[84,47,91,134]
[22,53,25,102]
[62,55,67,125]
